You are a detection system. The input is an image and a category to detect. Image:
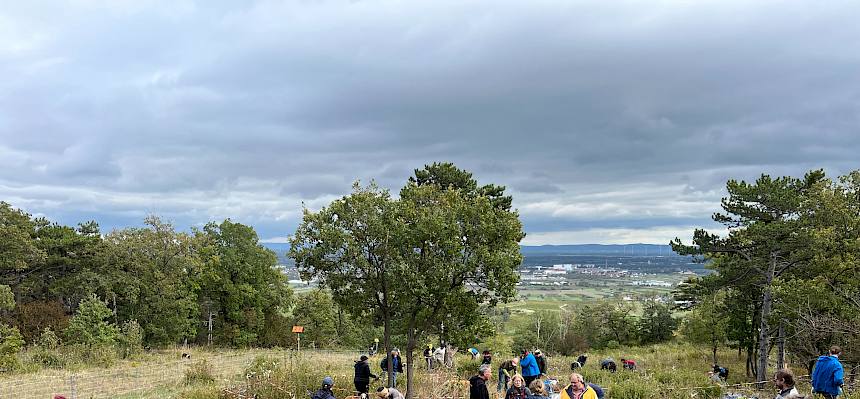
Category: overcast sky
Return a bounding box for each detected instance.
[2,1,859,245]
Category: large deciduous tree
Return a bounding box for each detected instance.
[198,219,292,347]
[100,216,200,345]
[290,182,405,381]
[397,167,523,397]
[290,164,524,396]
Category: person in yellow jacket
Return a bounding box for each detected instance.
[560,373,597,399]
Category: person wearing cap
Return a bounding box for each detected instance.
[376,386,405,399]
[380,349,404,387]
[312,376,336,399]
[354,355,377,396]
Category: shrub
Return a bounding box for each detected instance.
[14,301,69,343]
[178,385,220,399]
[185,359,216,385]
[28,346,65,368]
[456,358,482,378]
[64,295,119,347]
[118,320,143,358]
[694,385,722,399]
[609,379,656,399]
[0,323,24,372]
[37,328,60,349]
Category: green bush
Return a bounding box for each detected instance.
[693,385,722,399]
[37,328,60,349]
[64,295,120,347]
[0,323,24,372]
[456,358,482,378]
[118,320,143,358]
[28,346,65,368]
[185,359,216,385]
[178,385,220,399]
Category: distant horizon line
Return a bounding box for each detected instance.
[260,242,676,248]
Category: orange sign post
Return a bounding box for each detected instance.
[292,326,304,351]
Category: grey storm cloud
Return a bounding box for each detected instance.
[1,0,859,243]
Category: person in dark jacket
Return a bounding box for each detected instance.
[599,358,616,373]
[482,350,492,365]
[354,355,377,395]
[588,382,605,399]
[712,364,729,381]
[812,346,844,398]
[311,376,336,399]
[424,345,433,370]
[380,350,405,387]
[571,354,587,370]
[535,350,547,376]
[470,364,492,399]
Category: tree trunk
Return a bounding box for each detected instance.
[384,311,393,388]
[405,327,417,399]
[756,255,776,388]
[777,321,785,370]
[747,344,756,378]
[712,345,718,365]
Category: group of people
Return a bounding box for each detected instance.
[707,345,847,399]
[352,350,407,397]
[471,365,604,399]
[338,343,848,399]
[312,375,405,399]
[595,357,636,373]
[474,349,606,399]
[423,344,458,370]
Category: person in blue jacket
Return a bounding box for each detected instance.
[519,349,541,387]
[812,345,844,399]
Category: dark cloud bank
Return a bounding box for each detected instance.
[1,1,858,244]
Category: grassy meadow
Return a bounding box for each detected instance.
[2,343,854,399]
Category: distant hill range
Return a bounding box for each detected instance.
[262,243,681,266]
[519,244,679,256]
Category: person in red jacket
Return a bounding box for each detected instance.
[621,358,636,370]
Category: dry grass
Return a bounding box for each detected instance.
[1,345,857,399]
